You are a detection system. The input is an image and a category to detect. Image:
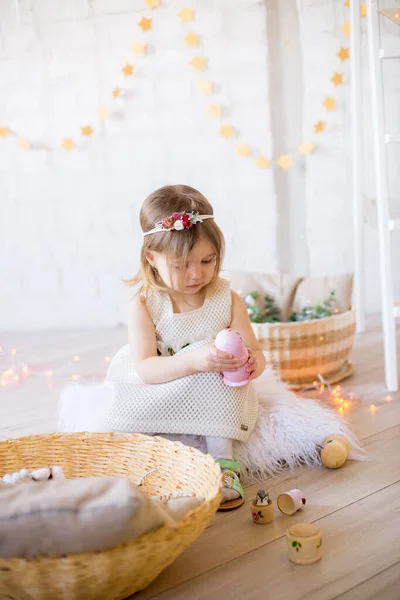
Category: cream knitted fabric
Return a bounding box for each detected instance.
[100,278,258,442]
[145,277,233,354]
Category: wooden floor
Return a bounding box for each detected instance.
[1,318,400,600]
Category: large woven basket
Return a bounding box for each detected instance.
[0,432,222,600]
[252,310,356,389]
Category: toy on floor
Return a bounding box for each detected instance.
[277,488,306,516]
[256,489,270,505]
[250,488,274,523]
[214,328,250,387]
[1,466,65,484]
[286,523,322,565]
[321,435,351,469]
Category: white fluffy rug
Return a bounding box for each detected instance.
[234,368,364,482]
[58,366,364,484]
[158,368,364,483]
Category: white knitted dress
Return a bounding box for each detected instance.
[58,279,363,482]
[99,278,258,442]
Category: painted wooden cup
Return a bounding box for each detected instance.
[277,489,306,516]
[214,328,250,387]
[250,501,274,524]
[287,523,322,564]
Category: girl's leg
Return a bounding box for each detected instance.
[206,437,240,503]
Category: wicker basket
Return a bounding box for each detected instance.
[0,432,222,600]
[252,310,356,389]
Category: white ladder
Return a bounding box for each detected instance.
[366,0,399,391]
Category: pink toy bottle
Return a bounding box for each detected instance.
[214,328,250,387]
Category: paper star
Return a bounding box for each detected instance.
[314,120,326,133]
[81,125,94,137]
[190,56,206,70]
[337,47,350,61]
[345,1,367,16]
[277,155,293,169]
[17,138,30,150]
[177,8,194,22]
[138,16,152,31]
[236,144,250,157]
[145,0,160,7]
[207,103,221,118]
[62,138,75,151]
[184,32,199,46]
[112,87,121,99]
[299,141,315,155]
[256,155,270,169]
[323,96,336,111]
[132,42,146,55]
[331,72,344,86]
[98,106,111,121]
[199,80,213,95]
[0,127,11,138]
[122,64,134,76]
[219,125,234,139]
[341,21,350,36]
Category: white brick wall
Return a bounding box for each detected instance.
[0,0,399,330]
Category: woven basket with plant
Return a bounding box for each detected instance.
[243,290,356,388]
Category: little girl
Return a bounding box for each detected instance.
[59,185,361,509]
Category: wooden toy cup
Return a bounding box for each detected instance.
[277,489,306,516]
[321,435,351,469]
[287,523,322,565]
[250,500,274,524]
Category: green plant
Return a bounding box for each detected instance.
[243,291,281,323]
[289,291,337,322]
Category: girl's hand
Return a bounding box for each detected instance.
[190,344,241,374]
[245,348,258,380]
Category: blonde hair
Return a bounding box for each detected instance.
[125,185,225,294]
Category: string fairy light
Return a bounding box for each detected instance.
[0,342,110,389]
[298,378,396,420]
[297,373,362,416]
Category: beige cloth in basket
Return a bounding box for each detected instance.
[223,271,353,318]
[222,271,303,321]
[291,274,353,314]
[0,475,175,558]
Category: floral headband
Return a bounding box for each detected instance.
[143,211,214,236]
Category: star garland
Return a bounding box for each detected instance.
[1,1,366,167]
[177,2,365,170]
[0,1,157,152]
